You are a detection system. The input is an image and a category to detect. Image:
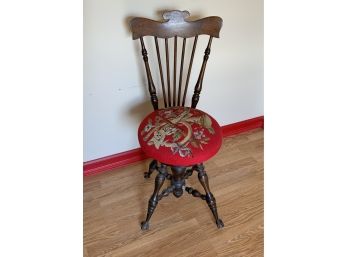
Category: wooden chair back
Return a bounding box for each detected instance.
[130,10,223,110]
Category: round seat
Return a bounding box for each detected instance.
[138,107,222,166]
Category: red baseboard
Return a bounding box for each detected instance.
[221,116,264,137]
[83,148,148,176]
[83,116,264,176]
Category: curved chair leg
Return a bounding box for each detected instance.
[196,164,224,229]
[144,160,158,178]
[141,164,167,230]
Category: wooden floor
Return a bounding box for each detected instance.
[84,129,264,257]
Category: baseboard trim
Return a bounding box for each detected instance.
[83,115,264,176]
[221,116,264,137]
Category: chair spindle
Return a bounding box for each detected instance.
[182,36,198,106]
[191,36,213,109]
[154,37,167,108]
[140,37,158,110]
[165,38,171,107]
[177,38,186,106]
[173,36,177,106]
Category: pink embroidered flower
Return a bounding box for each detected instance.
[170,143,192,157]
[193,129,205,140]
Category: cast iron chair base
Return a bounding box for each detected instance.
[141,160,224,230]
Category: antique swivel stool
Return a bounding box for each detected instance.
[130,10,224,230]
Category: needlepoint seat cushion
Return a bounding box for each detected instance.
[138,107,222,166]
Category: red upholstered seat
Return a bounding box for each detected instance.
[138,107,222,166]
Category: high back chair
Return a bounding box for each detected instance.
[130,10,224,230]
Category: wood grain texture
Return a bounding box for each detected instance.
[130,10,222,110]
[84,129,264,257]
[130,10,223,39]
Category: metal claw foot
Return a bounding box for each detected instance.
[140,221,149,230]
[216,218,224,229]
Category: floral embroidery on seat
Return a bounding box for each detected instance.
[141,107,215,157]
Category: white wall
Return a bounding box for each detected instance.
[84,0,263,162]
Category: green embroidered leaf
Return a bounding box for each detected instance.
[207,127,215,134]
[173,131,181,141]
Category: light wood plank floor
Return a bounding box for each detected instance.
[84,129,264,257]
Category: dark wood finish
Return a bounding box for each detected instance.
[196,164,224,228]
[130,10,222,39]
[139,37,158,110]
[185,186,206,200]
[177,37,186,105]
[144,159,157,178]
[165,38,171,107]
[130,10,222,109]
[182,35,198,106]
[140,163,224,230]
[191,37,213,108]
[170,166,187,198]
[173,36,177,106]
[132,10,224,231]
[154,37,167,108]
[141,163,168,230]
